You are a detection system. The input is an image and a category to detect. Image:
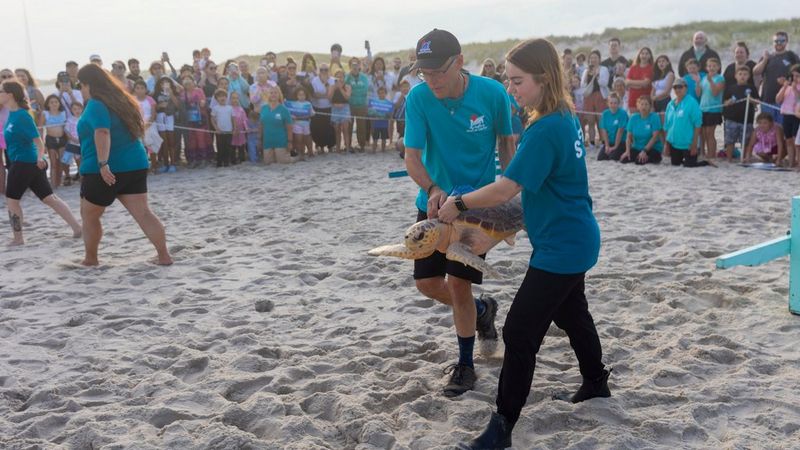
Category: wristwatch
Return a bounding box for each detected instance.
[99,160,109,168]
[455,194,468,212]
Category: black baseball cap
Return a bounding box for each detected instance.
[57,71,69,80]
[410,29,461,70]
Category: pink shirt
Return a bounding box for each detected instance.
[231,106,248,146]
[780,85,798,115]
[0,106,8,148]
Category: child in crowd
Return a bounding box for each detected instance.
[155,78,181,173]
[597,92,628,160]
[288,87,314,160]
[683,59,702,102]
[570,73,586,140]
[63,102,83,183]
[699,58,725,160]
[41,95,67,187]
[746,112,785,163]
[612,77,628,113]
[722,66,759,162]
[330,70,352,153]
[230,92,248,164]
[776,65,800,167]
[621,96,663,164]
[393,80,410,159]
[246,110,261,163]
[211,89,234,167]
[134,80,161,173]
[368,86,393,152]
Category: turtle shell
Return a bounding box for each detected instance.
[453,196,524,239]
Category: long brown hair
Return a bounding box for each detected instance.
[1,80,30,110]
[505,38,573,124]
[77,64,144,138]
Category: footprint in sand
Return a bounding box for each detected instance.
[223,376,274,403]
[171,356,210,383]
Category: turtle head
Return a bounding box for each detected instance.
[404,220,442,252]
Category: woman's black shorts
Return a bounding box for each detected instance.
[80,169,148,207]
[702,112,723,127]
[6,161,53,201]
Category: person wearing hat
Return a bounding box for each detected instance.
[89,54,103,67]
[65,61,81,89]
[664,77,711,167]
[403,28,515,397]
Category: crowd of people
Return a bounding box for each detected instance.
[1,30,798,193]
[565,31,800,167]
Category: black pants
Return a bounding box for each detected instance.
[496,267,604,426]
[669,148,709,167]
[232,145,246,164]
[216,133,232,167]
[597,146,625,161]
[310,107,336,149]
[620,148,662,165]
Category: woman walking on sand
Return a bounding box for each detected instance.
[76,64,172,266]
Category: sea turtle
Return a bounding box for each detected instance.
[368,197,524,278]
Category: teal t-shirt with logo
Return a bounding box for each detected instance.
[665,96,702,150]
[345,73,370,107]
[626,112,663,152]
[699,73,724,113]
[4,109,39,163]
[260,103,293,149]
[599,108,628,145]
[404,73,513,212]
[504,111,601,274]
[78,99,149,174]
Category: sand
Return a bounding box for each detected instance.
[2,150,800,449]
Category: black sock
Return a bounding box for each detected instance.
[457,335,475,368]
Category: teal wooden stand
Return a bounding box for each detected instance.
[716,196,800,315]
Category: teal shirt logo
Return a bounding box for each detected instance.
[467,114,488,133]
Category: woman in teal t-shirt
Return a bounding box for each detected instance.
[439,39,609,450]
[1,79,81,246]
[620,95,663,164]
[259,86,293,164]
[76,64,172,266]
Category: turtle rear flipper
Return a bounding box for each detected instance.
[368,244,432,260]
[446,242,502,278]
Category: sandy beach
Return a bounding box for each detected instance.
[2,150,800,449]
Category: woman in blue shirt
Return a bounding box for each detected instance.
[259,87,293,164]
[76,64,172,266]
[620,95,663,164]
[440,39,609,450]
[1,80,81,246]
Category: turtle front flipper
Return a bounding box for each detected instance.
[446,242,502,278]
[368,244,433,260]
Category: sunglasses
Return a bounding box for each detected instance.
[112,65,124,69]
[775,39,788,44]
[673,85,686,90]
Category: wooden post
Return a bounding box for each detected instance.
[791,196,800,315]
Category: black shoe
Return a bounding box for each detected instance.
[555,368,611,403]
[456,412,512,449]
[443,363,476,398]
[475,296,498,340]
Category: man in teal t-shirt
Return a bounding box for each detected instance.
[402,29,514,398]
[345,58,371,151]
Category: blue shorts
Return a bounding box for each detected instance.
[331,105,351,124]
[723,120,753,146]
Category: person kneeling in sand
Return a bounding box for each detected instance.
[259,87,294,164]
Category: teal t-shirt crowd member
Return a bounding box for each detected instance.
[79,98,149,174]
[402,28,514,399]
[664,78,709,168]
[597,105,627,161]
[259,103,293,149]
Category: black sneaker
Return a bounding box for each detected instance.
[457,412,513,449]
[475,296,498,340]
[553,367,612,403]
[443,363,476,398]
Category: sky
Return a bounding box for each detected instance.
[1,0,793,79]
